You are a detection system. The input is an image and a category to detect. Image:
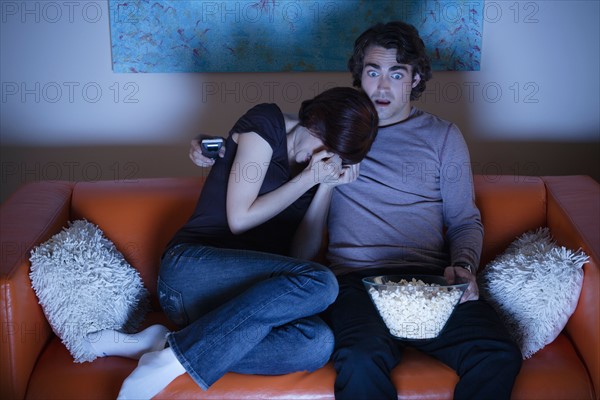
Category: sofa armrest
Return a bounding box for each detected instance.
[1,181,75,400]
[542,175,600,398]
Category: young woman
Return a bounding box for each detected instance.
[116,87,378,398]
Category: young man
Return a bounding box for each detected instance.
[324,21,522,399]
[190,21,522,400]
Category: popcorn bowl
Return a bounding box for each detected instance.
[362,275,468,340]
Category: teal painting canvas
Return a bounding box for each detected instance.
[109,0,483,73]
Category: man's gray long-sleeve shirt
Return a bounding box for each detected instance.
[327,107,483,275]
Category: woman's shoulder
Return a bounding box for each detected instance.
[244,103,284,120]
[232,103,284,130]
[230,103,287,148]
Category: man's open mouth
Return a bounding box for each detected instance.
[374,99,391,105]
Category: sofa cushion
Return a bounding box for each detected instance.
[479,228,587,358]
[25,332,594,400]
[29,220,150,362]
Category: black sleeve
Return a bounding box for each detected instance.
[229,103,286,150]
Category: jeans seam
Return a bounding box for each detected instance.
[167,334,210,391]
[194,272,313,359]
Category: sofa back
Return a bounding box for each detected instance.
[473,175,546,266]
[70,177,202,306]
[67,175,548,305]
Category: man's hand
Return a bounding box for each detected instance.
[444,266,479,303]
[189,137,226,167]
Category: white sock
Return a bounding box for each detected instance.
[87,324,169,359]
[117,347,186,400]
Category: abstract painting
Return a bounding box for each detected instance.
[109,0,483,73]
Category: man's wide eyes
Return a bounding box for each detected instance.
[365,70,403,80]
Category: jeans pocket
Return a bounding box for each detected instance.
[158,277,189,327]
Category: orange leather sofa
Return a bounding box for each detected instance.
[1,175,598,400]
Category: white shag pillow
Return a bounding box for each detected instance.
[30,220,150,363]
[478,227,588,359]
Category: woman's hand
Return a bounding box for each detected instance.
[307,151,360,188]
[335,163,360,186]
[306,152,345,185]
[189,138,226,167]
[306,150,358,187]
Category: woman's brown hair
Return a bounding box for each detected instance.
[298,87,378,164]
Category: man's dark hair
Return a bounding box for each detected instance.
[299,87,378,165]
[348,21,432,100]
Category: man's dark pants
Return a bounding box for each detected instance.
[324,269,522,400]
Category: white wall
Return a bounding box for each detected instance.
[1,0,599,201]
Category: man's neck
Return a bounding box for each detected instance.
[379,106,415,127]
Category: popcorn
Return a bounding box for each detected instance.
[367,278,464,339]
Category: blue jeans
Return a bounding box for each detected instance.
[158,243,338,390]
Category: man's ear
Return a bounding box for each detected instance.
[412,73,421,88]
